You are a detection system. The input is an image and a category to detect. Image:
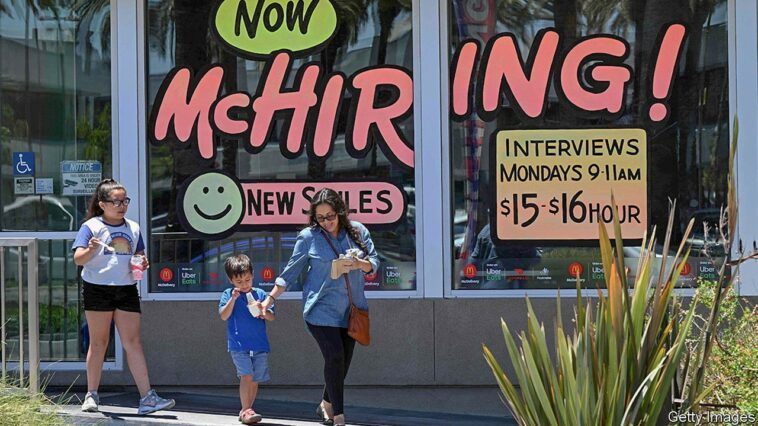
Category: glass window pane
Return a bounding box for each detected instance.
[146,0,416,293]
[0,1,112,231]
[449,1,729,290]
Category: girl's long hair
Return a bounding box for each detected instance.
[307,188,369,255]
[85,178,126,220]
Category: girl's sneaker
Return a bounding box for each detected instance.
[81,392,99,412]
[137,389,175,415]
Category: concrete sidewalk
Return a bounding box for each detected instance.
[52,387,516,426]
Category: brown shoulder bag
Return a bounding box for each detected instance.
[321,232,371,346]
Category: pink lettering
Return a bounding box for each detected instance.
[451,40,479,117]
[213,93,251,135]
[251,52,319,154]
[149,25,685,169]
[152,66,224,159]
[313,74,345,157]
[481,30,559,118]
[560,36,631,114]
[349,68,414,168]
[648,24,687,121]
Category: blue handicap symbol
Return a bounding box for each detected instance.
[13,152,35,176]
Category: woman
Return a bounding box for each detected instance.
[260,188,379,426]
[73,178,175,415]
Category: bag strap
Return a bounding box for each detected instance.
[319,230,354,306]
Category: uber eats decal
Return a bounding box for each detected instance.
[149,0,686,243]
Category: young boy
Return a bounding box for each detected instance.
[218,254,275,425]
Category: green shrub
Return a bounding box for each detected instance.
[38,304,81,335]
[681,280,758,412]
[669,118,758,420]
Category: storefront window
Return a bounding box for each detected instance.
[0,1,113,362]
[0,0,112,231]
[449,0,728,289]
[146,0,416,293]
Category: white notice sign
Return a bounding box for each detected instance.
[14,177,34,194]
[61,161,102,196]
[35,178,54,194]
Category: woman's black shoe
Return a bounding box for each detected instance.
[316,405,334,425]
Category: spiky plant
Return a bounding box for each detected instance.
[483,198,698,425]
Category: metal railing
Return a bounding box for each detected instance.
[0,238,40,393]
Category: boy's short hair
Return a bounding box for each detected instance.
[224,254,253,278]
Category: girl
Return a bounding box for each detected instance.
[73,178,174,415]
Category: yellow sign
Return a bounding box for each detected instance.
[212,0,338,59]
[493,128,647,242]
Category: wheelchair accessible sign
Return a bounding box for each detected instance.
[13,152,35,194]
[61,161,102,196]
[13,152,35,176]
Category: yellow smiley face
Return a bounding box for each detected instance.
[180,171,244,238]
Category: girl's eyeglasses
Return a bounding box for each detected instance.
[104,197,131,207]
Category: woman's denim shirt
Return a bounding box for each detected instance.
[275,221,379,328]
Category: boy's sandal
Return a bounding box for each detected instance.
[240,408,262,424]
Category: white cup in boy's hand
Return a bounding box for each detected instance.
[246,293,262,317]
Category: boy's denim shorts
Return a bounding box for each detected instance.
[230,351,270,382]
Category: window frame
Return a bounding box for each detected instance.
[730,0,758,296]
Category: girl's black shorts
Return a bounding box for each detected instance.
[82,282,141,313]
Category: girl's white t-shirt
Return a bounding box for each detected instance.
[72,217,145,285]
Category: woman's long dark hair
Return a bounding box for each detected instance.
[85,178,126,220]
[308,188,369,255]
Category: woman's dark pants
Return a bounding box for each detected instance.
[307,322,356,416]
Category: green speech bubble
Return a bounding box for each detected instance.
[179,171,244,239]
[212,0,338,59]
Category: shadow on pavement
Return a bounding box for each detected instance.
[98,411,179,421]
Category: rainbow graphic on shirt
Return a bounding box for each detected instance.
[109,232,134,255]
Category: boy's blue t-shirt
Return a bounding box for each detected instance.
[218,287,271,353]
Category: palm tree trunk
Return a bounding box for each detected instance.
[637,0,691,243]
[554,0,578,126]
[167,0,213,233]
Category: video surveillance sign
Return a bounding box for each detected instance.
[61,161,102,196]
